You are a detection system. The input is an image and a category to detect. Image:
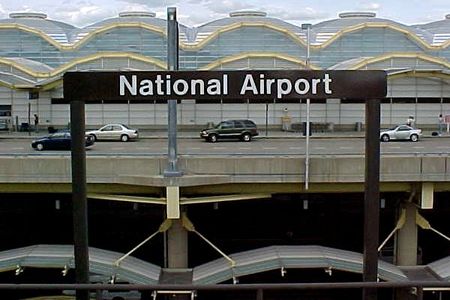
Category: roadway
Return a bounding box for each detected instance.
[1,137,449,156]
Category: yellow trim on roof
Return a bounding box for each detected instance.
[0,22,166,51]
[68,22,166,50]
[389,71,450,80]
[349,53,450,70]
[182,21,307,50]
[317,22,448,50]
[1,21,449,52]
[0,52,166,78]
[200,52,320,70]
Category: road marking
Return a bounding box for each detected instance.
[239,147,251,150]
[136,147,148,150]
[412,146,424,149]
[289,147,303,150]
[436,146,450,149]
[262,147,277,150]
[11,147,25,150]
[213,147,226,150]
[314,147,326,150]
[339,146,353,150]
[388,146,401,149]
[111,147,125,150]
[189,147,201,150]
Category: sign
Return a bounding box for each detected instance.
[64,70,386,101]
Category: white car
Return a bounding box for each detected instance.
[86,124,139,142]
[380,125,422,142]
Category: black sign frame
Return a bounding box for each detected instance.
[64,70,386,101]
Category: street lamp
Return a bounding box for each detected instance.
[301,23,312,190]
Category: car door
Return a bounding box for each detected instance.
[219,121,234,138]
[232,120,245,137]
[98,125,113,140]
[110,125,123,140]
[395,125,411,140]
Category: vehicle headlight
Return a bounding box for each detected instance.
[201,131,207,134]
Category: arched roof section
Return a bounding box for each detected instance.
[0,12,74,45]
[0,53,166,90]
[0,52,166,79]
[344,53,450,71]
[0,244,161,284]
[191,13,304,45]
[414,15,450,46]
[0,22,167,51]
[200,53,319,70]
[0,23,66,49]
[193,245,409,284]
[70,23,167,50]
[313,22,446,50]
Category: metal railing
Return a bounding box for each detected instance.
[0,281,449,300]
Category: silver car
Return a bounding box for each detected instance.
[86,124,139,142]
[380,125,422,142]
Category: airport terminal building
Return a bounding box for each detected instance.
[0,10,449,300]
[0,10,449,130]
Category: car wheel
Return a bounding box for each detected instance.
[120,134,129,142]
[209,134,218,143]
[410,134,418,142]
[242,133,252,142]
[89,134,97,142]
[36,143,44,151]
[381,134,390,142]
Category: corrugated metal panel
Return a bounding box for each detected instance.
[0,244,161,284]
[428,256,450,280]
[193,245,409,284]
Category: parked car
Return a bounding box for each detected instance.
[86,124,139,142]
[380,125,422,142]
[200,119,259,142]
[31,132,95,151]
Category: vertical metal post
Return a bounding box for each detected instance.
[70,99,90,300]
[256,289,264,300]
[164,7,182,177]
[302,23,312,190]
[363,99,380,300]
[265,102,268,137]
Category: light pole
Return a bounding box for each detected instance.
[302,23,312,190]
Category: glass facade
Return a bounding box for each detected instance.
[0,11,448,128]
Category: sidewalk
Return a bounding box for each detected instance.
[0,128,447,140]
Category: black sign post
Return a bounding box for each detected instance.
[64,69,386,300]
[69,99,89,300]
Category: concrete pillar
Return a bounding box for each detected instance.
[395,201,420,300]
[167,211,188,268]
[396,202,418,266]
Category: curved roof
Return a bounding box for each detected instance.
[312,12,433,45]
[414,16,450,46]
[70,12,170,44]
[0,12,75,45]
[193,245,409,284]
[2,57,54,73]
[190,11,305,44]
[0,244,161,284]
[0,10,449,48]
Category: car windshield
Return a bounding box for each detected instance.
[120,124,130,129]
